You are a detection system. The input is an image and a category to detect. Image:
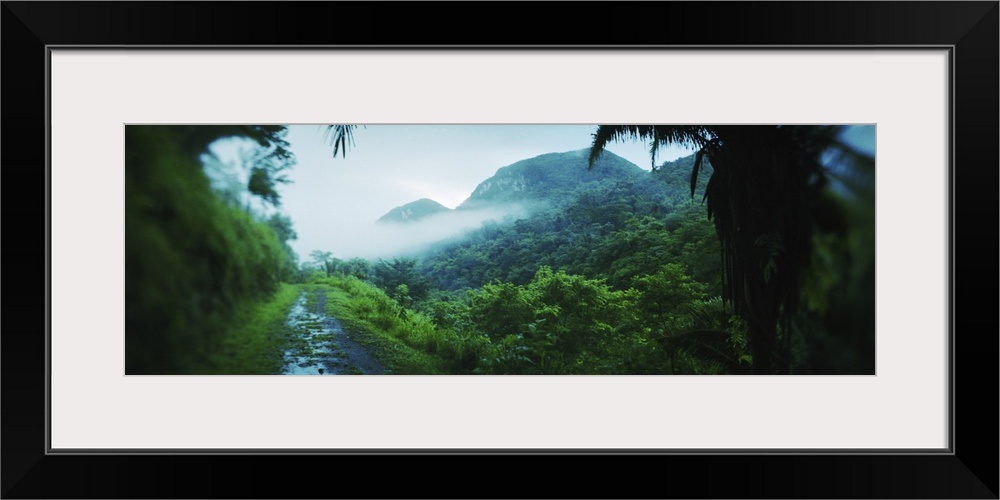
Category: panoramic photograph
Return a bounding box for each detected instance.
[125,124,875,375]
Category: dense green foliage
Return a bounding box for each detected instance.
[302,264,745,375]
[125,126,299,374]
[371,258,432,303]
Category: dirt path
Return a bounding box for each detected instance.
[281,288,384,375]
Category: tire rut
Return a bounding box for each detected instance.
[281,288,384,375]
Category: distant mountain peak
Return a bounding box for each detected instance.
[376,198,451,224]
[457,148,642,209]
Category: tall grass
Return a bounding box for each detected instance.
[312,275,478,374]
[211,283,303,374]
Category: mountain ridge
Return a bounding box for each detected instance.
[457,148,644,209]
[376,198,452,224]
[376,149,646,223]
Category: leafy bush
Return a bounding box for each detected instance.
[467,267,640,374]
[125,126,288,374]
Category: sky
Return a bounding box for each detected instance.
[211,125,698,262]
[209,124,873,264]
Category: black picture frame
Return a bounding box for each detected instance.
[3,2,996,498]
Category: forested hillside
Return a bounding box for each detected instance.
[413,150,720,292]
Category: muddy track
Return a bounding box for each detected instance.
[281,288,384,375]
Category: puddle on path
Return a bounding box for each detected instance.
[281,289,384,375]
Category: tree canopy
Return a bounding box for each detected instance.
[589,125,858,374]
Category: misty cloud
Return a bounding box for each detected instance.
[316,203,531,261]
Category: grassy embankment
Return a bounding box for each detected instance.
[311,275,453,374]
[208,283,303,374]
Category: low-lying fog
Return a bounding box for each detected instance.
[328,203,530,261]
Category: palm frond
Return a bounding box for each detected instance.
[588,125,708,170]
[323,125,361,159]
[588,125,647,168]
[690,149,705,198]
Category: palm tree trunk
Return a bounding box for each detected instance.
[748,322,776,375]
